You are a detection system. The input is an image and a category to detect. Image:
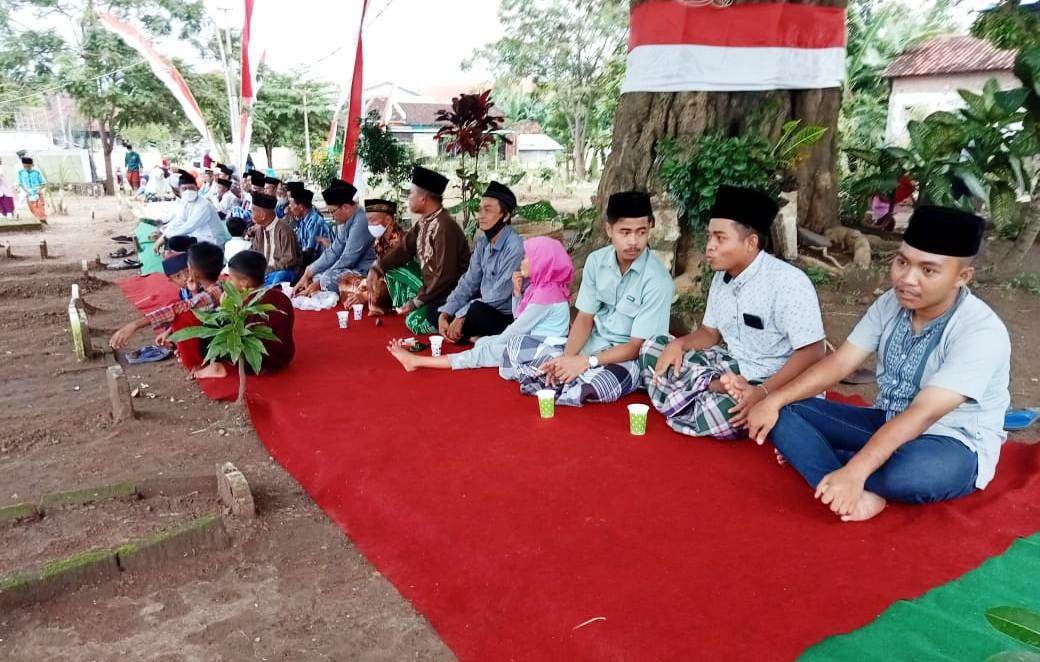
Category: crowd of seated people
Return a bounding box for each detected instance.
[109,163,1011,524]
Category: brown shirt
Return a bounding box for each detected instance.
[376,208,470,306]
[251,218,301,273]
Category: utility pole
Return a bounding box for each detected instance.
[303,88,312,165]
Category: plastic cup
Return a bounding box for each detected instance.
[536,389,556,419]
[352,303,363,320]
[430,335,444,357]
[336,310,349,329]
[628,403,650,436]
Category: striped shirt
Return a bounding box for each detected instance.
[145,283,223,331]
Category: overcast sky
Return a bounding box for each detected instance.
[208,0,503,98]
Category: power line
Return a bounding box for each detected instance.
[0,58,150,108]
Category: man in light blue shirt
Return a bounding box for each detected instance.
[747,206,1011,522]
[294,180,375,294]
[502,191,674,407]
[438,181,525,344]
[288,187,333,267]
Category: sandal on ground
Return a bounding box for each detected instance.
[108,247,134,258]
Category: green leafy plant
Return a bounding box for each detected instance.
[1006,272,1040,296]
[657,121,825,229]
[804,265,837,287]
[302,152,340,192]
[168,282,281,405]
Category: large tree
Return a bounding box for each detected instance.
[472,0,628,181]
[1,0,204,194]
[251,71,332,166]
[597,0,845,246]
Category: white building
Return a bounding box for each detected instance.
[883,35,1018,146]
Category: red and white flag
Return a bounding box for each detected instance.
[623,1,846,93]
[340,0,369,183]
[238,0,264,168]
[96,11,216,151]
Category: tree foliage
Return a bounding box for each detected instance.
[252,69,332,164]
[470,0,627,181]
[972,0,1040,51]
[357,110,418,199]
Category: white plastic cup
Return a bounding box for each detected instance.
[336,310,349,329]
[536,389,556,419]
[352,303,363,320]
[430,335,444,357]
[628,403,650,435]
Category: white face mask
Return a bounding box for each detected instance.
[368,224,387,238]
[181,189,198,202]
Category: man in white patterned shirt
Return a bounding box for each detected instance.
[639,185,826,439]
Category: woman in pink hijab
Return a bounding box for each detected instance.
[388,236,573,371]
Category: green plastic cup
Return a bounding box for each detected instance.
[536,389,555,419]
[628,403,650,435]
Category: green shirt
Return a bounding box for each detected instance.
[575,246,674,355]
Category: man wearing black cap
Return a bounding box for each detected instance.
[285,186,333,268]
[17,156,47,223]
[640,185,826,440]
[437,181,525,343]
[277,181,302,219]
[747,206,1011,522]
[263,175,280,196]
[215,176,241,215]
[295,180,374,294]
[153,171,229,254]
[501,190,673,407]
[372,165,470,334]
[249,192,301,285]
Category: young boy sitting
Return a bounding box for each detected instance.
[193,250,296,379]
[107,240,225,372]
[223,216,252,268]
[500,191,674,406]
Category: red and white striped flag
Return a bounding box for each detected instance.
[96,12,217,152]
[622,1,846,93]
[238,0,264,168]
[340,0,369,182]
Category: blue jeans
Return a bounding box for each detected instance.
[770,398,978,504]
[263,269,296,286]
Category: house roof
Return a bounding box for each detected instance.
[365,98,451,127]
[516,133,564,152]
[883,35,1016,78]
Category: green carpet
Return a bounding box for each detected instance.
[134,220,163,275]
[801,533,1040,661]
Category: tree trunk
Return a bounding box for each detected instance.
[264,143,274,169]
[235,359,247,406]
[99,118,115,196]
[997,196,1040,279]
[572,114,588,182]
[594,0,843,267]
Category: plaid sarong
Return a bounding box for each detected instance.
[639,335,744,440]
[499,335,641,407]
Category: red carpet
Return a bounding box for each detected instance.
[121,274,1040,661]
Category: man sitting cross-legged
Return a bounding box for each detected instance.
[436,181,525,344]
[249,192,301,286]
[293,179,375,295]
[500,191,673,407]
[109,242,226,374]
[746,206,1011,522]
[639,185,826,440]
[193,250,296,380]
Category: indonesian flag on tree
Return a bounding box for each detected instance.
[622,1,846,93]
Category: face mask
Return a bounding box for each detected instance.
[368,224,387,239]
[181,190,198,202]
[483,215,508,241]
[277,195,288,204]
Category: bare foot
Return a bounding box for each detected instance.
[193,362,228,380]
[387,340,418,372]
[840,491,887,522]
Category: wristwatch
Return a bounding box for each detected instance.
[587,355,599,368]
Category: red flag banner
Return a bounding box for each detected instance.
[623,1,846,92]
[96,12,217,151]
[340,0,369,182]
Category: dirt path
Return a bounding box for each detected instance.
[0,197,453,661]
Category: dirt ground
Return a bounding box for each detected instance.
[0,195,1037,661]
[0,195,454,661]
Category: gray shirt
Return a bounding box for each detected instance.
[308,207,376,291]
[702,251,825,382]
[440,226,525,317]
[847,288,1011,489]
